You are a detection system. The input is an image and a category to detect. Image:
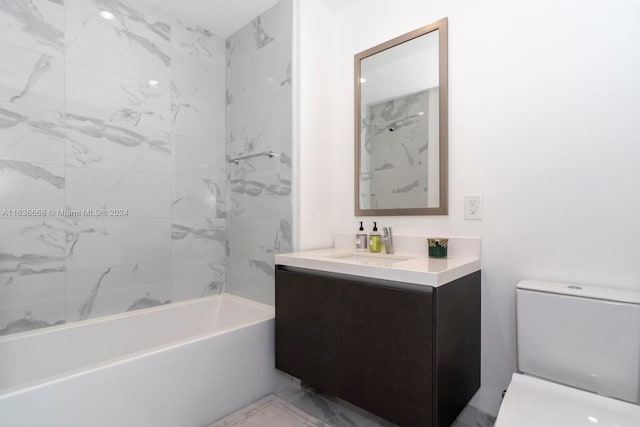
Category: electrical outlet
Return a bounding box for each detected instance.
[464,194,482,220]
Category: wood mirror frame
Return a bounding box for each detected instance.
[355,18,448,216]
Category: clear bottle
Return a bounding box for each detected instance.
[355,221,368,251]
[369,222,382,253]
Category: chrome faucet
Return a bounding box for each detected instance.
[381,227,394,254]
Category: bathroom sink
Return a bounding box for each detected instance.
[324,252,414,267]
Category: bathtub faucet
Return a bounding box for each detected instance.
[381,227,394,254]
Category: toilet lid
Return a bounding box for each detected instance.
[495,373,640,427]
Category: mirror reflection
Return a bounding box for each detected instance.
[355,18,448,216]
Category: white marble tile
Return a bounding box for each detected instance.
[65,0,170,48]
[66,61,171,133]
[226,90,291,172]
[277,385,496,427]
[66,218,171,270]
[66,8,171,85]
[225,0,291,63]
[171,218,225,261]
[210,394,329,427]
[227,170,290,220]
[0,101,65,165]
[173,134,225,179]
[0,42,64,111]
[172,257,224,302]
[226,53,291,107]
[0,0,65,57]
[0,160,64,213]
[451,405,496,427]
[171,175,225,219]
[366,89,431,210]
[226,218,290,263]
[226,1,292,106]
[171,17,223,62]
[225,256,274,306]
[0,219,66,277]
[66,262,171,322]
[66,167,171,218]
[0,271,65,335]
[284,389,397,427]
[171,49,225,139]
[224,0,292,305]
[370,165,429,209]
[65,113,171,174]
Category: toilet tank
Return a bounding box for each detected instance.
[517,279,640,403]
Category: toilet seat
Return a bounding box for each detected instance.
[495,373,640,427]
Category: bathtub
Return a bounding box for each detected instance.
[0,294,285,426]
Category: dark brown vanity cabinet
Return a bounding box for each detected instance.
[340,279,433,425]
[274,269,341,395]
[275,266,481,427]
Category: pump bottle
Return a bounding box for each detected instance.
[369,222,382,253]
[355,221,368,251]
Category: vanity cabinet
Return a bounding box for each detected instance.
[274,269,340,395]
[340,279,433,425]
[275,266,480,427]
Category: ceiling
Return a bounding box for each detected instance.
[147,0,282,38]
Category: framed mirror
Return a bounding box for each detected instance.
[355,18,448,216]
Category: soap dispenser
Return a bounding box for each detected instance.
[355,221,368,252]
[369,222,382,253]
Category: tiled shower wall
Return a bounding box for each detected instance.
[368,90,430,209]
[0,0,226,335]
[225,0,292,305]
[360,88,439,210]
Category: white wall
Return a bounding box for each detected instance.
[297,0,640,406]
[296,0,336,249]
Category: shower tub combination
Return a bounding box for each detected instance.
[0,294,285,426]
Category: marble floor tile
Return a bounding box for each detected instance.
[281,389,396,427]
[210,394,329,427]
[209,384,496,427]
[451,404,496,427]
[274,385,496,427]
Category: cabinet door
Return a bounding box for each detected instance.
[275,268,341,394]
[340,281,433,426]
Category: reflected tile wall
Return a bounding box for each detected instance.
[367,89,431,209]
[0,0,226,335]
[225,0,292,306]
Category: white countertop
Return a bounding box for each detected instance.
[275,236,481,288]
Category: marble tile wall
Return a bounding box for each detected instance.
[0,0,226,335]
[364,88,435,209]
[225,0,292,305]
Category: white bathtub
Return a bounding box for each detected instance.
[0,294,285,426]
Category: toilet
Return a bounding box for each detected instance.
[495,279,640,426]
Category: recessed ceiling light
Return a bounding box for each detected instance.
[588,416,599,423]
[148,79,159,87]
[100,11,115,21]
[417,111,425,116]
[360,77,367,83]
